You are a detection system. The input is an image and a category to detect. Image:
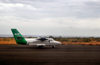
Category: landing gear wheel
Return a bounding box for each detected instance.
[38,46,44,48]
[52,46,55,48]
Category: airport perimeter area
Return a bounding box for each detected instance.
[0,45,100,65]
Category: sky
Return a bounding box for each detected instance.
[0,0,100,37]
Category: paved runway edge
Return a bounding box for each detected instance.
[0,45,100,65]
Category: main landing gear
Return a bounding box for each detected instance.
[52,46,55,48]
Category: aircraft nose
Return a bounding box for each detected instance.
[57,42,62,44]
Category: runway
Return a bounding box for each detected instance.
[0,44,100,65]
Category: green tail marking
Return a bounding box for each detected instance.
[11,29,27,45]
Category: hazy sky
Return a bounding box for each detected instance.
[0,0,100,37]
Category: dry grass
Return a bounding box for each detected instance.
[0,38,16,45]
[61,41,100,45]
[0,37,100,45]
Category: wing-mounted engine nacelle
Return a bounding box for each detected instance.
[37,37,48,42]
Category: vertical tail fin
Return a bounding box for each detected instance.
[11,29,27,45]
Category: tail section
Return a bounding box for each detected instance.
[11,29,27,45]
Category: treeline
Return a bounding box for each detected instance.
[54,37,100,42]
[0,37,14,41]
[1,37,100,42]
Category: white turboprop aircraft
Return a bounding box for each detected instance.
[11,29,61,48]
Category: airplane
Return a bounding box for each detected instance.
[11,29,61,48]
